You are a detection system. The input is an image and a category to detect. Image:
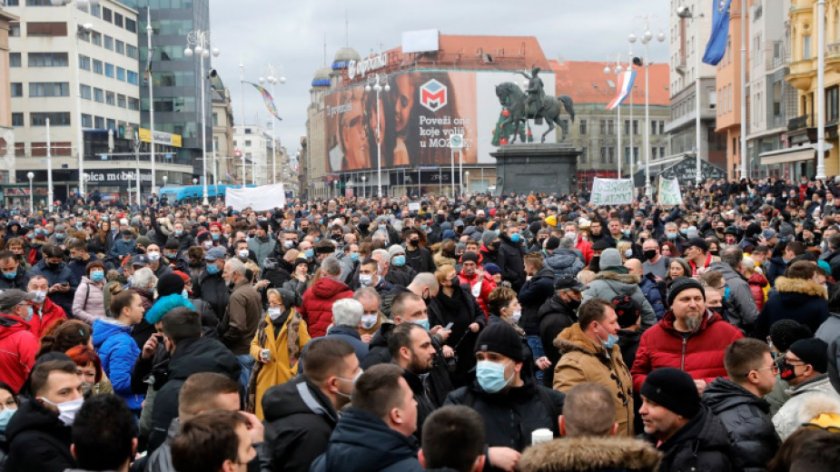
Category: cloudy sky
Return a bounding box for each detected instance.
[209,0,672,158]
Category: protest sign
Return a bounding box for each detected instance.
[657,177,683,206]
[226,183,286,211]
[589,178,634,205]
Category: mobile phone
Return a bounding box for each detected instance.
[444,322,454,330]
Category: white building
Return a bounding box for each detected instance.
[232,124,284,186]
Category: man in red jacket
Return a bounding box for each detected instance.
[0,289,39,392]
[631,278,743,395]
[27,274,67,337]
[299,256,353,338]
[457,252,495,316]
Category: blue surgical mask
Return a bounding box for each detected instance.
[0,408,16,431]
[413,318,430,331]
[2,270,16,280]
[350,252,360,262]
[211,233,220,240]
[666,232,678,240]
[182,289,189,299]
[476,360,511,393]
[304,249,314,259]
[90,270,105,282]
[392,255,406,267]
[510,233,522,244]
[206,264,220,275]
[602,333,620,350]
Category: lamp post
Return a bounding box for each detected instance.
[365,73,390,197]
[464,170,470,195]
[630,23,666,196]
[145,7,157,194]
[27,172,34,214]
[184,29,219,205]
[677,7,704,184]
[46,118,54,213]
[361,175,366,199]
[817,0,827,180]
[259,65,285,185]
[604,58,624,177]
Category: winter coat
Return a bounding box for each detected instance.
[518,436,662,472]
[0,267,29,291]
[262,376,339,472]
[109,237,136,259]
[631,310,744,391]
[497,234,526,291]
[457,269,496,316]
[754,276,829,339]
[0,314,38,393]
[428,284,486,387]
[384,265,416,288]
[28,259,75,318]
[218,279,263,355]
[91,318,144,410]
[67,255,98,288]
[248,236,276,268]
[657,405,734,472]
[445,377,565,457]
[639,273,666,320]
[148,336,240,452]
[748,272,770,312]
[816,312,840,345]
[702,377,780,472]
[765,256,788,287]
[323,325,368,365]
[553,323,634,436]
[772,374,840,440]
[310,408,423,472]
[582,271,656,330]
[28,298,66,338]
[298,277,353,338]
[575,237,594,265]
[71,276,106,324]
[708,261,759,331]
[4,399,74,472]
[537,295,578,387]
[249,309,311,419]
[518,267,556,336]
[194,269,230,322]
[405,245,435,273]
[544,249,584,278]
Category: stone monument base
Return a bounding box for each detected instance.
[490,143,580,195]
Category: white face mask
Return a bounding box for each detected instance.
[32,290,47,304]
[238,249,249,260]
[511,309,522,324]
[360,313,378,329]
[359,274,374,287]
[40,397,84,426]
[147,252,161,262]
[268,307,283,320]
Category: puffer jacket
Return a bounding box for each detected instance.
[0,314,38,393]
[298,277,353,338]
[748,272,769,312]
[544,248,584,278]
[194,269,230,322]
[656,404,734,472]
[91,318,144,410]
[582,271,656,330]
[630,310,744,391]
[708,261,759,331]
[772,374,840,440]
[497,234,526,291]
[4,398,74,472]
[702,378,780,472]
[552,323,634,436]
[639,273,666,320]
[71,276,106,324]
[754,276,829,339]
[518,267,555,336]
[519,436,662,472]
[457,269,496,316]
[28,297,66,338]
[537,295,578,387]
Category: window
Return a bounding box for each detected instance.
[29,82,70,97]
[115,39,125,54]
[11,113,23,127]
[113,12,123,28]
[828,86,839,123]
[80,84,92,100]
[213,112,219,126]
[93,59,103,74]
[659,146,666,158]
[94,116,104,128]
[632,120,639,135]
[126,45,138,59]
[106,119,115,130]
[27,21,68,37]
[5,0,19,6]
[126,71,139,85]
[9,22,20,37]
[9,53,20,67]
[624,120,630,135]
[608,147,614,164]
[580,119,587,135]
[128,98,140,110]
[244,140,252,146]
[79,54,91,70]
[106,92,115,106]
[103,35,113,50]
[90,3,100,17]
[116,67,125,81]
[125,18,136,33]
[102,7,112,22]
[600,147,607,163]
[10,83,23,97]
[90,31,101,46]
[117,94,127,108]
[93,88,104,103]
[659,121,665,134]
[580,147,587,163]
[25,0,56,6]
[81,114,93,128]
[803,35,812,60]
[28,52,68,67]
[651,119,658,135]
[104,63,114,78]
[31,112,71,127]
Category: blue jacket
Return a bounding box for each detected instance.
[310,408,423,472]
[109,237,136,259]
[323,325,369,363]
[92,318,144,410]
[639,274,666,320]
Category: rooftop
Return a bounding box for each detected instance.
[551,60,670,106]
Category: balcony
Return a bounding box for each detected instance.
[787,114,839,145]
[788,114,809,131]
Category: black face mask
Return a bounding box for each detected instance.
[567,299,581,310]
[643,250,657,261]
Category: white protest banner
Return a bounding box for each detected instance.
[225,183,286,211]
[408,202,421,212]
[657,177,683,206]
[589,178,634,205]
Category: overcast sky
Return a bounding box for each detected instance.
[209,0,672,159]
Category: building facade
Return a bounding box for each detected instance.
[714,0,749,179]
[0,8,17,186]
[211,72,234,185]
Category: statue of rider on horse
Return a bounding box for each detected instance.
[495,66,575,143]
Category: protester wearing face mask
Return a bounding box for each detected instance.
[30,244,76,320]
[144,243,172,279]
[0,251,29,291]
[0,290,39,393]
[248,288,311,420]
[195,247,230,323]
[71,261,107,325]
[356,258,393,295]
[445,322,565,472]
[537,276,583,387]
[5,356,83,472]
[385,245,417,288]
[25,275,67,338]
[498,225,527,292]
[0,381,19,467]
[553,299,634,436]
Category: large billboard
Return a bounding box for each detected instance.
[324,70,557,172]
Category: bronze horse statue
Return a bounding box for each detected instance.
[495,82,575,143]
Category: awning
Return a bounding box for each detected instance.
[760,145,821,166]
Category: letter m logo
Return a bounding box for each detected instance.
[419,79,448,112]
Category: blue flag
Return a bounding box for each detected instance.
[702,0,733,66]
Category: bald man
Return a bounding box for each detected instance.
[625,259,665,320]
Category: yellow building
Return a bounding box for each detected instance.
[785,0,840,177]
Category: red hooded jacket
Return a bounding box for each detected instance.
[299,277,353,338]
[457,269,496,317]
[29,297,67,338]
[631,309,743,391]
[0,313,39,392]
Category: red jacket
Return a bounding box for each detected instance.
[30,298,67,339]
[0,313,39,393]
[748,273,769,312]
[575,237,594,265]
[299,277,353,338]
[631,310,743,391]
[457,269,496,317]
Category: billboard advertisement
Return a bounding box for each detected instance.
[324,69,557,172]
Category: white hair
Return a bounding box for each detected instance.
[132,267,157,290]
[225,257,246,276]
[332,298,363,327]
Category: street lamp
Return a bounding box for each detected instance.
[604,58,624,177]
[184,29,220,205]
[361,175,367,199]
[631,22,666,196]
[365,73,390,197]
[27,172,34,214]
[464,170,470,196]
[677,7,704,184]
[259,66,285,185]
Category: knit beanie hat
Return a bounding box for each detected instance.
[157,273,185,298]
[481,230,498,246]
[598,248,622,271]
[640,368,700,419]
[769,319,813,352]
[789,338,829,373]
[484,263,501,275]
[666,277,705,306]
[474,322,525,362]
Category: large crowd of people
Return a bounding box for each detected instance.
[2,175,840,471]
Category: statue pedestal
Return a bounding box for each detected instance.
[490,143,580,195]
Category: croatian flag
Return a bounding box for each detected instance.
[703,0,733,65]
[607,69,636,110]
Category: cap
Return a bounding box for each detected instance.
[388,245,406,258]
[761,228,777,240]
[461,252,479,264]
[474,322,525,361]
[686,237,708,252]
[789,338,829,373]
[484,263,501,275]
[667,277,705,306]
[0,289,36,311]
[554,275,584,291]
[640,368,701,419]
[204,246,227,262]
[130,254,149,267]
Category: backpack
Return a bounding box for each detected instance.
[610,293,642,328]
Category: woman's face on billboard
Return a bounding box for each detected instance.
[394,75,414,133]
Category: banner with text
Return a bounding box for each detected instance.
[225,183,286,211]
[657,177,683,206]
[590,178,634,205]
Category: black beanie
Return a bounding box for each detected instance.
[474,322,525,362]
[789,338,829,373]
[667,277,705,306]
[640,368,700,419]
[769,319,813,352]
[157,273,185,298]
[461,252,479,264]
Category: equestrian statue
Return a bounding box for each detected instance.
[495,67,575,143]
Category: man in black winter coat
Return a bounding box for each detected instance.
[497,226,526,291]
[641,368,734,472]
[518,253,555,383]
[263,338,359,472]
[702,338,780,472]
[193,247,230,321]
[537,276,583,387]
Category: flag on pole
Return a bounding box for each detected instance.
[245,81,282,122]
[702,0,733,65]
[144,7,152,79]
[606,69,636,110]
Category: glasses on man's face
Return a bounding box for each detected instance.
[753,364,780,374]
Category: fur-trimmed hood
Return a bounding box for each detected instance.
[592,271,640,285]
[774,276,828,299]
[519,436,662,472]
